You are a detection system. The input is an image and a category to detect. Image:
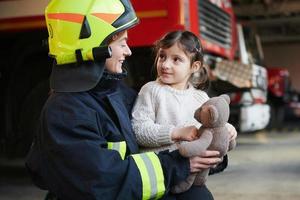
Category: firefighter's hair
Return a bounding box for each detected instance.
[153,30,209,90]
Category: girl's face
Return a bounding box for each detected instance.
[157,42,200,90]
[105,31,132,73]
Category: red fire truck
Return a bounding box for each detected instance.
[267,67,300,129]
[267,68,290,129]
[127,0,269,132]
[0,0,268,157]
[116,0,237,92]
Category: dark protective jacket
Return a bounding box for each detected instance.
[26,75,190,200]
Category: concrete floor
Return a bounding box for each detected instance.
[0,159,46,200]
[207,131,300,200]
[0,130,300,200]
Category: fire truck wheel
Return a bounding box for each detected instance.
[268,105,285,130]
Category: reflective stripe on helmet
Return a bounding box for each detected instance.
[47,13,84,24]
[131,152,165,200]
[107,141,126,160]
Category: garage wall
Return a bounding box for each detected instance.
[263,43,300,92]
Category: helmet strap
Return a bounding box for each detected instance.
[92,46,112,62]
[75,49,84,64]
[74,46,111,64]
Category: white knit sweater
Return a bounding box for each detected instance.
[131,80,209,153]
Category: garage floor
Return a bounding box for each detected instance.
[207,130,300,200]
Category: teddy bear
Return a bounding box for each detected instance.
[171,94,236,193]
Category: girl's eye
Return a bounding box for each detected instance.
[173,57,182,63]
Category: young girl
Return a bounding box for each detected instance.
[132,30,213,150]
[132,30,237,198]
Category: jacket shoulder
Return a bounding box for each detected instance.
[44,92,97,121]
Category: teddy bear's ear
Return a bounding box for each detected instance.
[220,94,230,104]
[208,105,219,124]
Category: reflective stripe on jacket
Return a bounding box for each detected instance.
[107,142,165,199]
[131,152,165,200]
[107,141,127,160]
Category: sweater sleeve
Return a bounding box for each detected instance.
[132,82,175,147]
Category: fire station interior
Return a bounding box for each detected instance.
[232,0,300,129]
[1,0,300,200]
[232,0,300,81]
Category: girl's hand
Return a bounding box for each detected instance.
[171,126,199,142]
[189,150,221,173]
[225,123,237,141]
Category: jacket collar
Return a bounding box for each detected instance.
[90,69,127,91]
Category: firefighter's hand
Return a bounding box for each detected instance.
[225,123,237,141]
[189,150,221,173]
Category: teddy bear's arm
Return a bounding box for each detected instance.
[178,129,213,157]
[225,123,237,151]
[228,139,236,151]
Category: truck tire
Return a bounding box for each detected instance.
[267,104,285,130]
[275,106,285,130]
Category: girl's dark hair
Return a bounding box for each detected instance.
[153,30,209,90]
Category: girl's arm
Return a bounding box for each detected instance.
[132,84,175,147]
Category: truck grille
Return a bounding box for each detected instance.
[198,0,232,49]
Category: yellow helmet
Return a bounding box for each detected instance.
[46,0,139,65]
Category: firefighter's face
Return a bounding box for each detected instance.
[105,31,132,73]
[157,42,199,90]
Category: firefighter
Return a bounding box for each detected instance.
[26,0,223,199]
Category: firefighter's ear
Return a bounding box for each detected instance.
[192,61,202,73]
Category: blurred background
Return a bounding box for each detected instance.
[0,0,299,199]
